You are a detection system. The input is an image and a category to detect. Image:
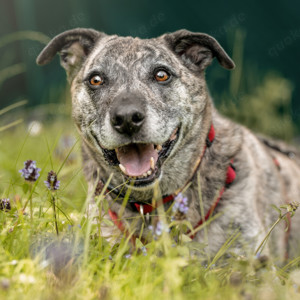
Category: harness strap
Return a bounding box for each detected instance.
[108,209,138,245]
[134,194,174,215]
[188,161,235,239]
[107,144,293,257]
[108,161,236,242]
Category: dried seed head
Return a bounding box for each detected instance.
[94,181,105,196]
[281,201,300,217]
[289,201,299,212]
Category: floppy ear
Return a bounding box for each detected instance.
[162,29,235,71]
[36,28,105,81]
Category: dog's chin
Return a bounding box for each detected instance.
[122,170,164,191]
[95,125,181,189]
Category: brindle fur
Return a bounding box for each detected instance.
[37,28,300,260]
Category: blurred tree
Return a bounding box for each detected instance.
[0,0,299,136]
[220,72,295,141]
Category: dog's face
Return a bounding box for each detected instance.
[37,29,234,191]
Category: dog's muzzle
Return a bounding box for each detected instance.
[92,91,179,187]
[97,126,180,187]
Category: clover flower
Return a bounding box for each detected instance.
[0,198,11,211]
[19,160,41,182]
[44,171,60,191]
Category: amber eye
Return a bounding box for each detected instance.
[89,74,104,86]
[155,70,170,82]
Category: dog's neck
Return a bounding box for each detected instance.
[193,108,243,213]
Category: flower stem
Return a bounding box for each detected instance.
[51,194,59,236]
[29,184,33,223]
[254,211,289,256]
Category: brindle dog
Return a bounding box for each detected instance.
[37,28,300,260]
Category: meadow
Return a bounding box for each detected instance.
[0,100,300,300]
[1,28,300,299]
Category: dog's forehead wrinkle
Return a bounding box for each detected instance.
[86,38,178,77]
[93,37,142,64]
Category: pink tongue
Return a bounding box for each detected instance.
[116,144,158,177]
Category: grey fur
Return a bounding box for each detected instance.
[37,28,300,260]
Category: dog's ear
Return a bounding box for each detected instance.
[36,28,105,81]
[162,29,235,71]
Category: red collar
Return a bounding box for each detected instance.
[107,124,236,241]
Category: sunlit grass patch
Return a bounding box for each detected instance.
[0,113,300,300]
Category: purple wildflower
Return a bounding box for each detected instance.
[172,193,189,221]
[173,193,189,214]
[44,171,60,191]
[149,220,170,238]
[0,198,11,211]
[19,160,41,182]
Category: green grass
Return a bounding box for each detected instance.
[1,113,300,300]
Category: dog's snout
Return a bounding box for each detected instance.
[110,92,146,136]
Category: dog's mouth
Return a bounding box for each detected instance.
[98,126,180,187]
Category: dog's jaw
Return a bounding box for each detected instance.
[86,124,182,190]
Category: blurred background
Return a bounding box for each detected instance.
[1,0,300,140]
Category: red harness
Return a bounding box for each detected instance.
[106,124,236,243]
[106,130,293,262]
[187,161,236,238]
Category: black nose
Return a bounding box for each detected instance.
[110,92,146,136]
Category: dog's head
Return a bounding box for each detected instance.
[37,29,234,191]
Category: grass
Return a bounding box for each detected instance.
[0,109,300,300]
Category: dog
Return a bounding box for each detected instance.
[37,28,300,260]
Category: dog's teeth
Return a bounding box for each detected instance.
[143,172,147,177]
[150,157,155,170]
[156,145,162,151]
[119,164,127,174]
[147,170,152,176]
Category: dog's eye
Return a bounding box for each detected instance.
[89,74,104,86]
[155,70,170,82]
